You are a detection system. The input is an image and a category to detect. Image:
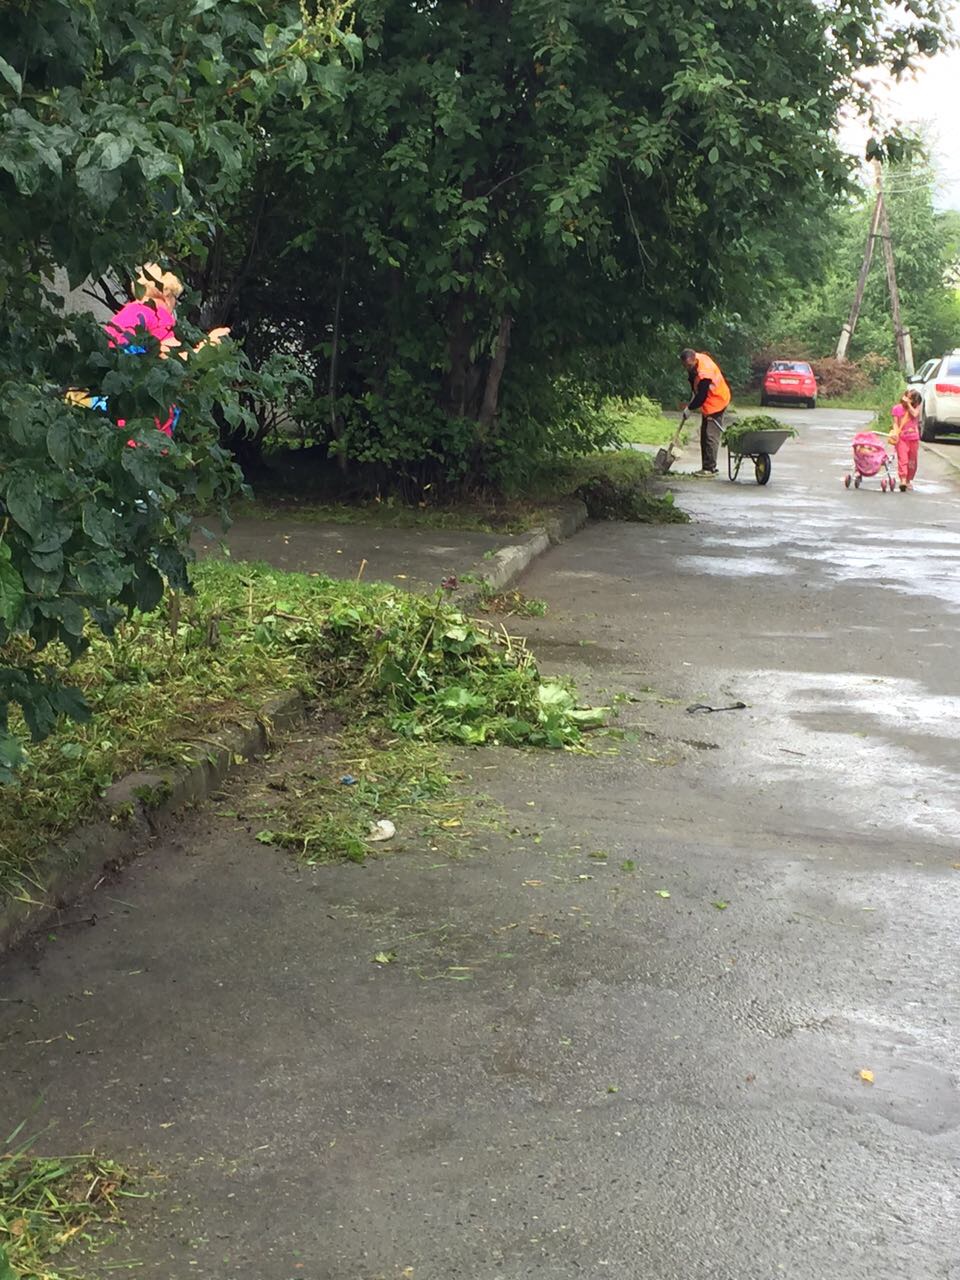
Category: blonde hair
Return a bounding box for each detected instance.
[135,261,184,307]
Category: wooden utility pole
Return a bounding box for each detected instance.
[875,165,915,374]
[835,194,882,361]
[835,162,914,373]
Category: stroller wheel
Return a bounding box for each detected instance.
[854,473,862,488]
[844,473,852,488]
[881,478,887,492]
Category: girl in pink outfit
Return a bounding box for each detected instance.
[889,390,921,491]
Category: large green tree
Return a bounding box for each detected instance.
[0,0,354,776]
[195,0,947,491]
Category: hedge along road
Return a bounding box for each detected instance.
[1,407,959,1279]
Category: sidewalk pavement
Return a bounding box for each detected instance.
[194,516,528,593]
[922,437,960,477]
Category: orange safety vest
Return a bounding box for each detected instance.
[692,351,731,416]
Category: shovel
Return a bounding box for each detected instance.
[654,410,688,475]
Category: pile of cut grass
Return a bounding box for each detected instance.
[0,1126,132,1280]
[249,726,466,864]
[0,560,604,900]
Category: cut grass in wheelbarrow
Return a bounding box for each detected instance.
[722,417,798,485]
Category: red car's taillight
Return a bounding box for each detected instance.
[935,382,960,394]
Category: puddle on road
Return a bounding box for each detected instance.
[675,555,792,578]
[719,667,960,845]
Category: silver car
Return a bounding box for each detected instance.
[908,350,960,441]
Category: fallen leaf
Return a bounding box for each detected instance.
[620,860,636,872]
[372,951,396,965]
[655,889,671,899]
[607,1085,619,1094]
[858,1068,875,1085]
[523,879,544,887]
[712,900,728,910]
[952,863,960,871]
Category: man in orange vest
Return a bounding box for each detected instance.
[680,348,731,476]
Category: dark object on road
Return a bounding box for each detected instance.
[686,701,747,714]
[722,420,795,485]
[761,360,818,409]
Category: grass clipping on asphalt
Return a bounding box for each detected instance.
[0,560,607,900]
[0,1125,132,1280]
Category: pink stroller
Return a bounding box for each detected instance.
[844,431,897,492]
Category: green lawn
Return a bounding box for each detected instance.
[604,396,683,447]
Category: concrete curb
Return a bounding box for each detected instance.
[922,441,960,477]
[477,499,588,593]
[0,690,307,956]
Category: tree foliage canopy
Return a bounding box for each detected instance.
[191,0,948,489]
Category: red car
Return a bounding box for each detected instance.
[761,360,818,409]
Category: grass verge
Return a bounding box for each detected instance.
[1,561,606,903]
[230,493,548,535]
[602,396,684,447]
[0,1130,132,1280]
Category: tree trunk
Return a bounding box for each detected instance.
[478,313,512,430]
[329,240,348,470]
[443,292,475,417]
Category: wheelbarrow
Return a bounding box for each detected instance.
[724,427,794,485]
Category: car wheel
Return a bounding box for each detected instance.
[920,408,937,442]
[760,393,769,407]
[807,398,816,409]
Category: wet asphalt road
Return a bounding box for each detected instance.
[1,408,959,1279]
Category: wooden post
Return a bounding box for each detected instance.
[836,194,881,361]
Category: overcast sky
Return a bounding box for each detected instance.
[841,41,960,208]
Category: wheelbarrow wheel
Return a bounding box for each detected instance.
[754,453,771,486]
